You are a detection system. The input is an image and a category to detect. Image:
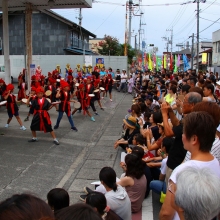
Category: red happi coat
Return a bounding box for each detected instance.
[30,97,52,133]
[6,94,19,114]
[58,90,71,116]
[45,85,57,102]
[17,82,27,101]
[76,90,89,114]
[104,78,113,91]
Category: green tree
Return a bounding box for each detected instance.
[98,35,136,64]
[98,35,120,56]
[117,44,136,64]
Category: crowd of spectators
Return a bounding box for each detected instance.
[0,68,220,220]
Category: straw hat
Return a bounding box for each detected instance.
[123,116,137,129]
[158,121,173,128]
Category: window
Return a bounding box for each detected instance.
[218,41,220,53]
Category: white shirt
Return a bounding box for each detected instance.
[161,157,168,175]
[184,138,220,163]
[105,185,131,220]
[170,158,220,220]
[120,73,127,83]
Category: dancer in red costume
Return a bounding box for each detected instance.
[0,78,6,101]
[71,84,95,122]
[4,84,26,130]
[17,75,27,101]
[104,74,114,101]
[93,79,104,110]
[54,81,78,131]
[28,87,59,145]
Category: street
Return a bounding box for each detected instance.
[0,89,161,219]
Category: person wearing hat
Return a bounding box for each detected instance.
[0,78,6,102]
[24,87,36,121]
[71,84,96,122]
[114,116,139,150]
[29,87,59,145]
[3,84,26,130]
[54,81,78,131]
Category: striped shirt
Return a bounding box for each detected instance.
[184,137,220,163]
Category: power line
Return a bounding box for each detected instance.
[172,4,189,27]
[199,17,220,33]
[200,16,220,24]
[167,5,186,29]
[200,0,217,12]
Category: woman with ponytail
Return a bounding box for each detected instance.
[86,191,121,220]
[99,167,131,220]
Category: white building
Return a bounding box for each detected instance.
[212,29,220,73]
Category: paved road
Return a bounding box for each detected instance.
[0,89,161,219]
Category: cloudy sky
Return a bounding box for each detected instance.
[53,0,220,55]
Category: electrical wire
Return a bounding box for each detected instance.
[172,4,189,27]
[200,0,217,12]
[93,0,124,32]
[199,17,220,33]
[200,16,220,24]
[166,5,185,29]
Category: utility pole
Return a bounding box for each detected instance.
[79,8,82,26]
[135,34,137,51]
[124,2,128,56]
[138,13,141,51]
[190,33,194,69]
[128,0,133,46]
[166,27,173,70]
[196,0,199,72]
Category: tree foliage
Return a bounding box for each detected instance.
[98,35,136,64]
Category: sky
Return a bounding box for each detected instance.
[53,0,220,55]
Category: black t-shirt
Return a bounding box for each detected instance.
[124,128,140,145]
[151,126,160,141]
[167,123,187,170]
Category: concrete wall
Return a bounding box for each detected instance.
[0,55,128,80]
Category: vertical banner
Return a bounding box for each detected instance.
[96,58,104,68]
[85,56,92,66]
[202,53,207,64]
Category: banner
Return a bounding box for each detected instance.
[202,53,207,64]
[96,58,104,68]
[85,56,92,66]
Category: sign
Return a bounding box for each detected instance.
[202,53,207,64]
[96,58,104,68]
[85,56,92,66]
[30,64,35,77]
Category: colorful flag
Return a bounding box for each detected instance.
[170,55,173,70]
[148,53,153,70]
[183,54,189,71]
[164,55,167,69]
[174,55,177,72]
[177,54,180,67]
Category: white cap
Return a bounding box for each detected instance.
[216,81,220,85]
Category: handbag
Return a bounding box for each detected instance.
[160,182,166,203]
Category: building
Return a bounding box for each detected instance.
[193,41,212,71]
[212,29,220,73]
[0,9,96,56]
[89,38,104,54]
